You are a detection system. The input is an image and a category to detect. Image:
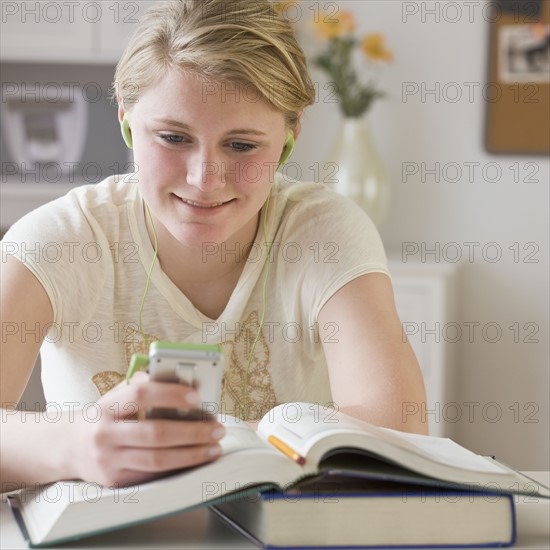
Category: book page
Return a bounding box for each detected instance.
[257,403,390,456]
[257,402,408,451]
[257,403,508,475]
[218,414,273,456]
[381,430,507,473]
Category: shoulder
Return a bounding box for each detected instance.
[267,175,390,326]
[37,171,138,221]
[2,173,139,245]
[272,174,353,213]
[1,174,139,325]
[270,174,382,245]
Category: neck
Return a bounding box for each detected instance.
[144,204,261,287]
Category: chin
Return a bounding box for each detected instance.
[170,226,233,249]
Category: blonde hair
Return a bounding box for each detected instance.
[111,0,316,130]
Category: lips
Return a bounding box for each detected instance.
[175,195,234,209]
[181,198,224,208]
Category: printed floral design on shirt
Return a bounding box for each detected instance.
[123,324,158,366]
[91,371,125,397]
[220,310,278,420]
[90,315,279,417]
[91,325,158,397]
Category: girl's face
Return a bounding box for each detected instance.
[121,69,288,249]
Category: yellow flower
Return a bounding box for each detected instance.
[274,0,297,16]
[362,33,393,62]
[312,10,356,40]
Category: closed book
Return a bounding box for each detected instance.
[7,402,547,547]
[211,476,517,548]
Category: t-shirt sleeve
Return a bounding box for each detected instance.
[272,184,390,328]
[1,190,110,328]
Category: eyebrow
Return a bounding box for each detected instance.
[151,118,267,136]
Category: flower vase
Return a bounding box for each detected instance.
[323,117,391,228]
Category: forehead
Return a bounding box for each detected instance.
[132,68,284,129]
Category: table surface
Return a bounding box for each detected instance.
[1,472,548,549]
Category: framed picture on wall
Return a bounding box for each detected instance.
[485,0,550,154]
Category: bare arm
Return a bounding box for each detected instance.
[1,256,225,488]
[318,272,428,435]
[0,255,75,487]
[1,255,49,404]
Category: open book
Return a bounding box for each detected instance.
[9,402,550,547]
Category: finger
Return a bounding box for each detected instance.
[98,418,226,449]
[124,370,149,386]
[109,371,149,394]
[115,443,223,473]
[100,378,201,420]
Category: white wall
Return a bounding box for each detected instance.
[292,1,549,470]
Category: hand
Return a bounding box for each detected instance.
[70,373,225,487]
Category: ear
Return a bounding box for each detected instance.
[117,97,126,125]
[278,131,295,167]
[118,98,133,149]
[120,114,133,149]
[293,110,303,141]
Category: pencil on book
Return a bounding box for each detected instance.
[267,435,306,465]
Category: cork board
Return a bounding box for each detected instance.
[485,0,550,154]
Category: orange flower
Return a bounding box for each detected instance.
[362,33,393,62]
[312,10,356,40]
[531,23,549,39]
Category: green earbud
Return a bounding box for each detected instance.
[121,113,133,149]
[278,130,295,168]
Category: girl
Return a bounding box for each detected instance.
[0,0,427,489]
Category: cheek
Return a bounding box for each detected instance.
[135,145,184,179]
[133,142,281,185]
[235,151,280,185]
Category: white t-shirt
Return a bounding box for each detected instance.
[2,172,390,419]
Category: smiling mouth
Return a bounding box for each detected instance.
[177,196,233,209]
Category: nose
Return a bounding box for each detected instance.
[185,146,227,193]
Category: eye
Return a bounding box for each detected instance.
[159,134,185,144]
[230,142,257,153]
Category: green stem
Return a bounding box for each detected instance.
[312,37,385,117]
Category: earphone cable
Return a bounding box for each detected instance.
[138,203,159,344]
